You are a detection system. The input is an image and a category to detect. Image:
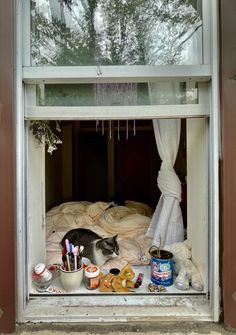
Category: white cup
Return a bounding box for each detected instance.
[60,266,83,292]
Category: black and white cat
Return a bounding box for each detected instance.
[61,228,119,266]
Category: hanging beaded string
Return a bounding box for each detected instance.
[109,120,112,140]
[94,119,136,140]
[117,120,120,141]
[126,120,129,140]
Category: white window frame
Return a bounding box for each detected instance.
[15,0,220,323]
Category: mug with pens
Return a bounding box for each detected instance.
[60,239,84,292]
[62,239,84,271]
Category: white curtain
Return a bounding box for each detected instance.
[146,83,184,247]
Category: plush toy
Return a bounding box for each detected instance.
[99,272,115,292]
[166,240,204,291]
[112,264,135,292]
[100,264,135,293]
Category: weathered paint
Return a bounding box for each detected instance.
[23,295,212,323]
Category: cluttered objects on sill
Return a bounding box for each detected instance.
[33,235,207,294]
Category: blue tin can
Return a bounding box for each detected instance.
[149,246,174,286]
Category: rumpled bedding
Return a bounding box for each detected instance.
[46,200,153,270]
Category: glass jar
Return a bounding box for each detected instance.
[34,263,52,282]
[84,265,100,290]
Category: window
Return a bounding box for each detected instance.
[30,0,203,66]
[17,0,219,323]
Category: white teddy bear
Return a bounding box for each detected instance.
[166,240,204,291]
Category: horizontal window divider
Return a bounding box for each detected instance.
[23,65,211,84]
[25,104,210,120]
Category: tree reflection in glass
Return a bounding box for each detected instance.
[30,0,202,66]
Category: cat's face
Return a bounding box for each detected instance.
[96,235,119,258]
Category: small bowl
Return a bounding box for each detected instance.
[109,268,120,276]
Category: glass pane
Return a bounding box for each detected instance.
[31,0,202,66]
[36,82,198,106]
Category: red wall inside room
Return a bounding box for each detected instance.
[0,0,16,332]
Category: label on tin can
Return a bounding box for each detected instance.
[150,257,173,286]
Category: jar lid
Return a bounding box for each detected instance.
[85,265,100,278]
[34,263,45,275]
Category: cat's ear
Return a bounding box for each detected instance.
[96,239,103,248]
[113,234,118,240]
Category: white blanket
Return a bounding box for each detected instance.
[46,200,153,270]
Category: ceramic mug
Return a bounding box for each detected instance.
[60,266,83,292]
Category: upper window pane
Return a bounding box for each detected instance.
[31,0,202,66]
